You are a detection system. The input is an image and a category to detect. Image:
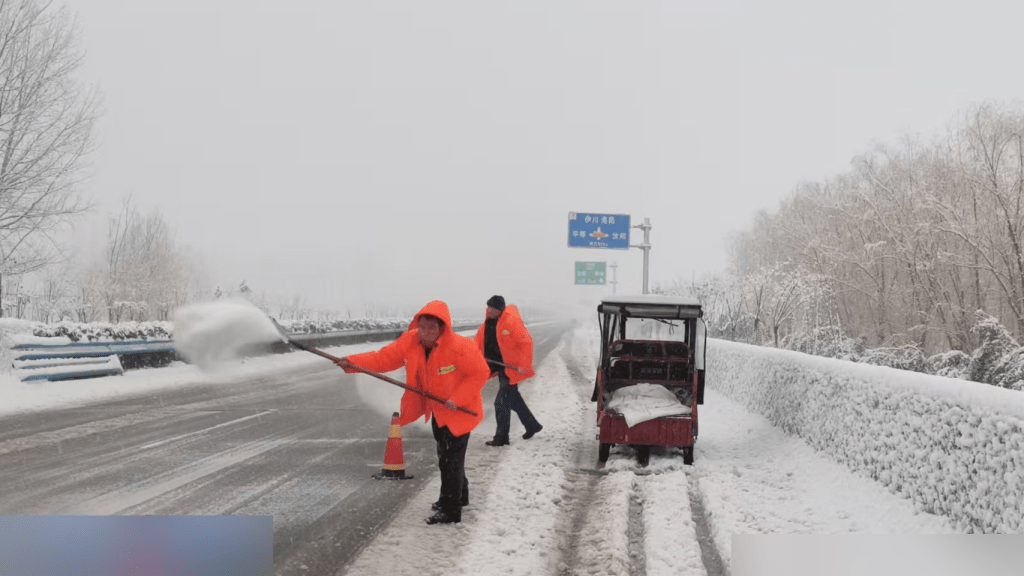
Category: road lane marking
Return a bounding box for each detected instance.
[67,437,291,515]
[140,410,276,450]
[0,409,211,458]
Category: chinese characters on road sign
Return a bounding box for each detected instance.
[575,261,607,285]
[568,212,630,249]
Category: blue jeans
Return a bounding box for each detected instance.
[493,372,541,442]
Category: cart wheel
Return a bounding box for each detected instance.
[598,442,611,462]
[637,446,650,467]
[683,446,694,465]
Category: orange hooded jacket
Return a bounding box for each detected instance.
[343,300,490,436]
[474,304,536,385]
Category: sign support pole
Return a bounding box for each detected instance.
[630,217,652,294]
[567,212,649,294]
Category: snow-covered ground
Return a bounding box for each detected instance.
[709,339,1024,535]
[2,326,1020,575]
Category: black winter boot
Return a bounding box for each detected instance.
[425,510,461,524]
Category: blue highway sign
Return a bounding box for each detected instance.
[568,212,630,250]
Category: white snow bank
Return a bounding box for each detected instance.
[6,334,73,347]
[707,338,1024,533]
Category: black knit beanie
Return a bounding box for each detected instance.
[486,295,506,311]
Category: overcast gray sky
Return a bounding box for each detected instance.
[60,0,1024,316]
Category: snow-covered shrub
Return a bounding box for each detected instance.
[988,349,1024,392]
[968,312,1021,386]
[5,316,477,349]
[708,312,758,344]
[858,344,926,373]
[31,320,173,342]
[279,317,410,334]
[926,350,971,379]
[783,325,863,361]
[274,317,476,335]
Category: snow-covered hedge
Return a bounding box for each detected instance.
[0,317,477,343]
[707,338,1024,533]
[279,318,410,334]
[279,317,476,334]
[0,318,173,342]
[39,320,174,341]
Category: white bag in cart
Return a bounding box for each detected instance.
[605,383,691,428]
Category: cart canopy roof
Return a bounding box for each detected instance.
[598,294,702,319]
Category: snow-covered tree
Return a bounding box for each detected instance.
[0,0,100,315]
[91,197,194,321]
[725,102,1024,361]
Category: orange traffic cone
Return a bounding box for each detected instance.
[372,412,414,480]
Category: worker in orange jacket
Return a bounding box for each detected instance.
[336,300,489,524]
[474,295,542,446]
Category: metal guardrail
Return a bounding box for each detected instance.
[10,322,484,382]
[15,356,126,382]
[13,340,176,360]
[12,340,177,381]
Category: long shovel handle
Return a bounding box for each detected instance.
[490,360,529,373]
[345,364,478,417]
[272,321,479,417]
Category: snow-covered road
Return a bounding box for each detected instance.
[340,326,961,576]
[0,325,993,576]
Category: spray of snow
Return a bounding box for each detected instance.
[351,371,406,419]
[172,299,284,371]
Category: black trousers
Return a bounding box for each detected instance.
[431,417,470,515]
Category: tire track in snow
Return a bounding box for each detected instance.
[562,324,722,576]
[551,470,609,575]
[554,329,642,575]
[688,482,728,576]
[628,477,648,576]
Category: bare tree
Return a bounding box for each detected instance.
[720,101,1024,361]
[0,0,99,314]
[682,273,755,342]
[33,260,71,321]
[98,196,193,321]
[919,104,1024,344]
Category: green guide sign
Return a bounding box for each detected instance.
[575,261,607,285]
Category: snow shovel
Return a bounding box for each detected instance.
[270,319,479,417]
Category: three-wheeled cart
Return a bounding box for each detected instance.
[592,295,706,466]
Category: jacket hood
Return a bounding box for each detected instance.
[409,300,453,332]
[500,304,523,322]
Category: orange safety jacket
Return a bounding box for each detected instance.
[474,304,536,385]
[343,300,490,436]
